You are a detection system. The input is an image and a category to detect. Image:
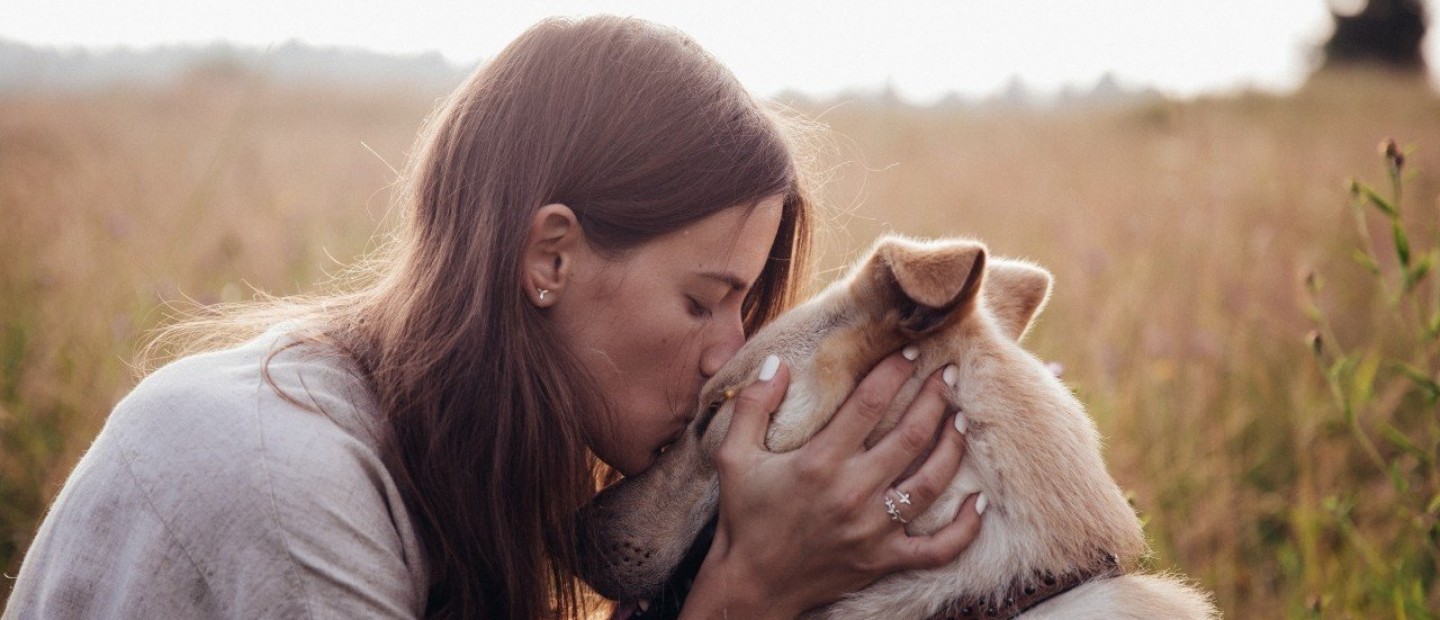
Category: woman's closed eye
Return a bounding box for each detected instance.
[686,295,714,319]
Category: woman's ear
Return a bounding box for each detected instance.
[524,203,582,307]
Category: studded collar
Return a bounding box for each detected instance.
[925,553,1123,619]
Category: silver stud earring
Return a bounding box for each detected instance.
[537,288,550,302]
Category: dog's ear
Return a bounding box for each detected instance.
[862,236,987,335]
[984,259,1053,341]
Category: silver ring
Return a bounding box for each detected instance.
[884,490,912,524]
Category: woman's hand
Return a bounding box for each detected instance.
[681,350,983,619]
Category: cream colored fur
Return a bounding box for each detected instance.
[577,235,1218,619]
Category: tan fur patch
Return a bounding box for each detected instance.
[984,259,1053,341]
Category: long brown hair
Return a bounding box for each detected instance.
[143,15,815,620]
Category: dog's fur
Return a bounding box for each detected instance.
[578,236,1218,619]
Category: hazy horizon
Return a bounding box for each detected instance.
[0,35,1180,105]
[7,0,1437,103]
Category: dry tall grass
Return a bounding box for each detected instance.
[2,71,1436,617]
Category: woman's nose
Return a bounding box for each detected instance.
[699,315,746,378]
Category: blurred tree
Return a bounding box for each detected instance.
[1321,0,1429,73]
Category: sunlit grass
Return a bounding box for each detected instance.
[2,70,1437,616]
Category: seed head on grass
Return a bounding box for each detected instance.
[1380,138,1404,172]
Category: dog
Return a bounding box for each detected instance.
[578,235,1218,619]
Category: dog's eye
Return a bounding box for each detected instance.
[694,395,727,438]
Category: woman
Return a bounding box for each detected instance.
[3,16,982,619]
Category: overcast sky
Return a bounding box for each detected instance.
[5,0,1434,102]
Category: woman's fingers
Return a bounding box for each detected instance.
[886,492,986,570]
[810,349,916,459]
[883,420,966,522]
[718,355,790,457]
[865,365,960,489]
[704,350,984,613]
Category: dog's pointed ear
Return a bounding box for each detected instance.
[861,236,987,336]
[984,259,1053,341]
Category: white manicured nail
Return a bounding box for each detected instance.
[943,364,958,386]
[902,345,920,361]
[758,354,781,382]
[954,412,967,435]
[976,493,988,516]
[1046,361,1064,378]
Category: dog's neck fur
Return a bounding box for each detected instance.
[951,320,1143,563]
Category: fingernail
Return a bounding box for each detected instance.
[758,354,781,382]
[942,364,958,386]
[902,345,920,361]
[1046,361,1064,378]
[976,493,988,516]
[954,412,967,435]
[638,600,651,612]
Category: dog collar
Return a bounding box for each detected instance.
[926,552,1123,619]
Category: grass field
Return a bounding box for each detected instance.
[2,70,1437,616]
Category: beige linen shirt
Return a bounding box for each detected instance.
[2,326,428,619]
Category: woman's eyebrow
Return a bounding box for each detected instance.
[697,271,747,292]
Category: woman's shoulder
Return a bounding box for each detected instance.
[113,324,382,458]
[10,326,426,617]
[104,325,396,508]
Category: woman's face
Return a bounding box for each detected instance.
[552,197,784,477]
